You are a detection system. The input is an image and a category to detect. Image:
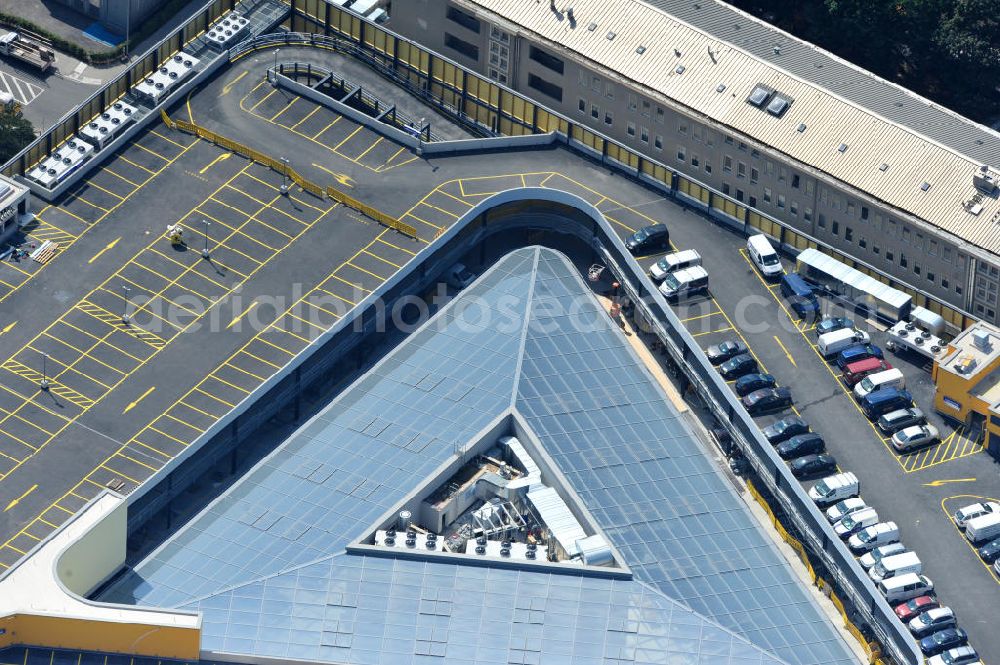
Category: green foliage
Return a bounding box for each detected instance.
[729,0,1000,122]
[0,106,35,164]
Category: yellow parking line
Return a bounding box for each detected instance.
[210,238,264,267]
[224,362,266,382]
[363,250,402,269]
[248,88,277,113]
[51,206,87,225]
[377,237,416,256]
[118,155,155,174]
[148,425,192,447]
[102,168,139,188]
[28,345,113,390]
[333,126,364,152]
[276,326,311,344]
[301,298,340,319]
[402,212,442,231]
[130,142,170,161]
[70,196,109,213]
[284,311,325,332]
[148,129,186,149]
[330,274,369,293]
[240,349,281,369]
[117,275,203,316]
[439,190,473,207]
[39,333,127,376]
[270,96,298,122]
[421,202,460,219]
[354,136,383,161]
[84,181,125,200]
[289,105,320,130]
[382,146,408,166]
[177,399,223,421]
[346,261,385,281]
[162,412,204,433]
[117,452,158,472]
[681,310,723,323]
[693,327,733,337]
[101,464,139,485]
[98,282,189,329]
[57,320,144,364]
[312,117,340,139]
[194,387,236,409]
[255,336,296,356]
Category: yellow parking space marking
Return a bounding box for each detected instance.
[178,399,225,420]
[130,142,170,161]
[940,495,1000,584]
[773,335,797,367]
[380,146,408,168]
[241,349,281,369]
[148,129,186,149]
[224,362,266,383]
[70,195,109,213]
[76,301,167,349]
[363,249,401,269]
[117,275,203,316]
[439,190,473,207]
[354,136,383,161]
[26,345,118,387]
[100,464,139,485]
[2,359,95,408]
[123,386,156,414]
[116,452,157,472]
[693,327,733,337]
[284,311,325,333]
[276,326,311,344]
[194,387,236,409]
[376,237,416,256]
[329,274,369,293]
[148,425,192,447]
[346,261,385,281]
[50,206,87,224]
[248,88,277,113]
[255,336,296,356]
[133,440,172,459]
[289,104,320,130]
[40,333,124,377]
[227,186,309,227]
[316,287,355,307]
[118,155,155,174]
[402,212,442,232]
[924,477,977,487]
[681,310,723,323]
[422,202,460,219]
[270,96,299,122]
[162,412,204,433]
[333,126,364,152]
[312,163,355,188]
[88,237,120,264]
[102,167,139,188]
[98,282,189,330]
[311,117,340,140]
[57,320,144,364]
[143,248,233,291]
[301,298,340,319]
[84,181,125,200]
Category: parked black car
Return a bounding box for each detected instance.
[742,387,793,415]
[919,628,969,657]
[977,537,1000,564]
[790,453,837,479]
[763,416,810,444]
[706,340,748,364]
[776,433,826,460]
[624,224,670,255]
[734,373,776,396]
[720,354,758,380]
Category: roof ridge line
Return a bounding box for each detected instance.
[509,246,541,408]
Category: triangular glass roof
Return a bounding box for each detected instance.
[98,247,855,665]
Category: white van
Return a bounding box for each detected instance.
[834,507,879,538]
[964,513,1000,545]
[658,265,708,300]
[869,551,921,583]
[649,249,702,282]
[818,328,870,358]
[878,573,934,604]
[808,472,860,507]
[854,368,905,400]
[848,521,899,554]
[747,234,783,278]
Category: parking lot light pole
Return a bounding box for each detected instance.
[39,352,49,391]
[122,285,132,325]
[280,157,290,195]
[201,219,211,260]
[272,48,280,85]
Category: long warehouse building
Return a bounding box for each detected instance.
[389,0,1000,327]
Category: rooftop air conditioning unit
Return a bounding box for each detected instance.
[972,329,992,352]
[973,165,998,195]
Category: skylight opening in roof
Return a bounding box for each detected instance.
[766,95,791,117]
[838,143,848,153]
[879,163,890,172]
[921,182,931,192]
[606,31,616,40]
[746,84,772,108]
[587,22,597,31]
[797,123,807,133]
[636,45,646,55]
[675,65,686,74]
[716,83,726,93]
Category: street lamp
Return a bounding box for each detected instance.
[415,117,425,157]
[122,285,132,325]
[272,48,280,85]
[124,0,131,60]
[279,157,290,195]
[39,352,49,391]
[201,219,211,260]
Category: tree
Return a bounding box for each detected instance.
[0,106,34,164]
[935,0,1000,64]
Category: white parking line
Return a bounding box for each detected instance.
[0,70,43,105]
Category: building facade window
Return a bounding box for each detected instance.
[678,120,688,134]
[691,155,699,167]
[764,187,772,203]
[790,201,798,216]
[676,145,684,160]
[591,104,599,119]
[605,82,614,99]
[804,208,812,222]
[527,74,562,101]
[704,162,712,174]
[444,33,480,61]
[723,156,733,172]
[777,194,786,209]
[604,110,613,125]
[656,107,665,124]
[640,126,649,143]
[578,99,586,113]
[751,167,759,184]
[528,46,564,74]
[845,227,853,242]
[654,135,663,149]
[627,122,636,136]
[737,162,746,178]
[641,100,651,116]
[628,93,637,110]
[791,174,800,188]
[446,6,481,32]
[832,221,839,235]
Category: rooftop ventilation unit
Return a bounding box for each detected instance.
[797,123,806,132]
[766,94,791,117]
[973,329,992,352]
[635,45,646,55]
[837,143,848,153]
[973,165,998,195]
[879,163,890,172]
[920,182,931,192]
[587,22,597,31]
[80,100,136,148]
[204,12,250,50]
[955,354,977,374]
[27,136,95,188]
[133,51,199,104]
[746,84,773,108]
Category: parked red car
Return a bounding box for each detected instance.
[894,595,939,622]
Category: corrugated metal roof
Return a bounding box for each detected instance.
[471,0,1000,256]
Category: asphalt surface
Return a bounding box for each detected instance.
[0,57,97,134]
[0,44,996,663]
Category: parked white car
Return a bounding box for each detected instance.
[953,501,1000,529]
